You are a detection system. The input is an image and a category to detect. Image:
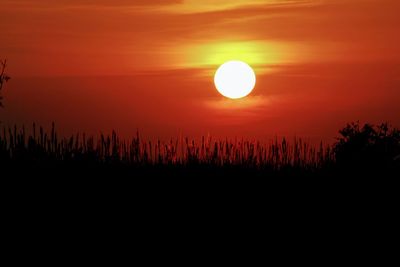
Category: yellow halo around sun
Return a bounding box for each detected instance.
[214,60,256,99]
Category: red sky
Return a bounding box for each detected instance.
[1,0,400,142]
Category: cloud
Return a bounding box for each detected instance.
[1,0,400,76]
[158,0,314,13]
[2,0,183,8]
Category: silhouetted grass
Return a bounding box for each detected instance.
[1,122,398,177]
[0,123,335,171]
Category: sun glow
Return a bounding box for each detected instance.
[176,41,301,76]
[214,60,256,99]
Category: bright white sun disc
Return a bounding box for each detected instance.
[214,60,256,99]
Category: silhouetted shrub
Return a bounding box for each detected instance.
[334,122,400,171]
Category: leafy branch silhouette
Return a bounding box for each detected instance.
[0,59,11,108]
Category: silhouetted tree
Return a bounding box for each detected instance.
[334,122,400,171]
[0,59,11,107]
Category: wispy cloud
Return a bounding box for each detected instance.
[2,0,183,7]
[1,0,399,76]
[158,0,315,13]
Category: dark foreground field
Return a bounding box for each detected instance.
[2,123,398,245]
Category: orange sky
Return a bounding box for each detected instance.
[1,0,400,142]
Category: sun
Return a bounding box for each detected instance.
[214,60,256,99]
